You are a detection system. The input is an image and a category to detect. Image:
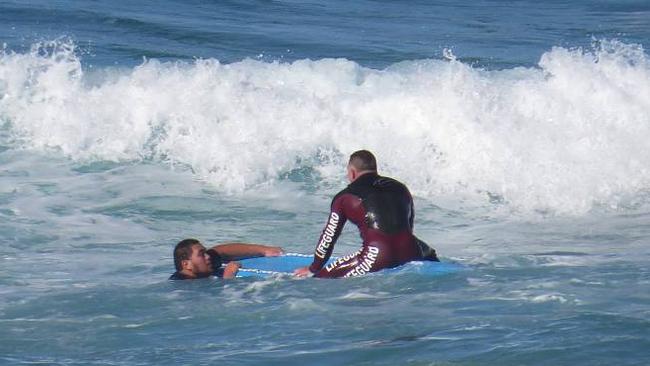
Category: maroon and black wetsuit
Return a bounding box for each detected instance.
[309,172,438,278]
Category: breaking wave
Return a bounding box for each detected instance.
[1,39,649,215]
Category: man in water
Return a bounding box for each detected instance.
[170,238,284,280]
[294,150,439,278]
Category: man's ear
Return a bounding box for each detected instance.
[347,165,356,181]
[181,259,191,271]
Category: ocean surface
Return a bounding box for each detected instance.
[1,0,650,365]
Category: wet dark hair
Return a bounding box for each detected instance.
[173,238,200,271]
[349,150,377,172]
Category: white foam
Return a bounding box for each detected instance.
[286,298,322,311]
[530,294,568,304]
[338,291,390,300]
[490,290,572,304]
[2,39,650,214]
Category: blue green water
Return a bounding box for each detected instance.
[1,1,650,365]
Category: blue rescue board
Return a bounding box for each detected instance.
[236,253,464,278]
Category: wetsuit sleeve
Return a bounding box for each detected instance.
[207,249,225,277]
[309,195,347,273]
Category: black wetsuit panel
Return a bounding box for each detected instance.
[355,176,412,234]
[169,272,191,280]
[168,269,224,280]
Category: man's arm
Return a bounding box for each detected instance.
[210,243,283,261]
[222,262,242,279]
[295,196,348,276]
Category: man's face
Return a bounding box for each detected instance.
[186,244,212,277]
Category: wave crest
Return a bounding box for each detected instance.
[1,39,649,214]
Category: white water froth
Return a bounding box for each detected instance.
[1,40,650,215]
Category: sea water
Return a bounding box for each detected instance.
[1,1,650,365]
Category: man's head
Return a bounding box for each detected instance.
[347,150,377,182]
[173,238,213,278]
